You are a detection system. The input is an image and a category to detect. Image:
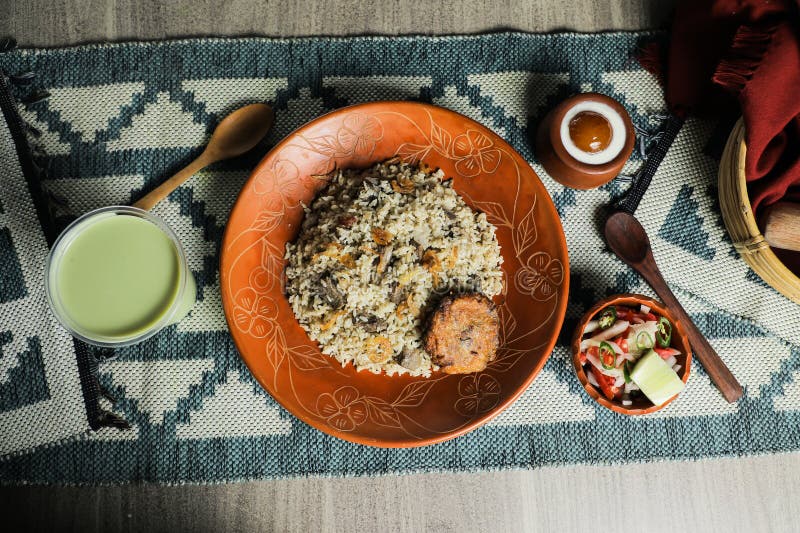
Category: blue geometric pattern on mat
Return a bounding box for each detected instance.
[1,33,799,483]
[746,267,775,289]
[0,228,27,303]
[658,184,716,260]
[0,335,50,412]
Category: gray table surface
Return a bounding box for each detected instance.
[2,1,799,532]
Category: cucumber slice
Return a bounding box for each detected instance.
[630,349,685,406]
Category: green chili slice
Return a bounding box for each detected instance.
[599,341,616,369]
[598,307,617,330]
[623,361,632,383]
[657,317,672,347]
[636,330,654,351]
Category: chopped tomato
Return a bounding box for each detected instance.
[616,308,633,321]
[613,336,629,353]
[614,306,657,323]
[593,369,619,400]
[587,346,599,358]
[579,351,587,365]
[654,347,681,360]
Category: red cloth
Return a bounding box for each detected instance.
[659,0,800,216]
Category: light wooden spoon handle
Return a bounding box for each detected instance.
[133,151,214,211]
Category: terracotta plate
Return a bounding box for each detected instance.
[220,102,569,447]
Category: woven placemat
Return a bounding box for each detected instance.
[1,33,799,484]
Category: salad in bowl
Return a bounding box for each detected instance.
[572,294,692,415]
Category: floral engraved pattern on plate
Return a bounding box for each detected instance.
[396,118,501,179]
[515,252,565,301]
[232,287,278,338]
[316,386,368,432]
[336,114,383,158]
[252,159,307,212]
[300,113,384,175]
[452,130,502,177]
[315,380,440,434]
[455,374,501,416]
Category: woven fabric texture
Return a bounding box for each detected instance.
[0,85,88,456]
[1,33,800,484]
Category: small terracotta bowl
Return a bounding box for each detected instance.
[536,92,635,190]
[571,294,692,415]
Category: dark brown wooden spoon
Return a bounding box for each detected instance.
[604,211,743,403]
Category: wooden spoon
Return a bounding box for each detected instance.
[133,103,274,211]
[604,211,744,403]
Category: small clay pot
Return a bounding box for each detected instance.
[536,93,635,190]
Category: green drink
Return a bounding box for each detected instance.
[46,206,196,346]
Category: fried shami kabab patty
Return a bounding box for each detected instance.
[423,293,500,374]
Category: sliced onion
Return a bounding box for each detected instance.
[586,353,603,371]
[672,364,682,373]
[580,339,622,355]
[603,367,624,378]
[586,369,599,387]
[586,353,624,377]
[624,382,640,392]
[586,353,602,370]
[613,376,625,388]
[632,317,644,324]
[580,339,596,352]
[622,399,633,406]
[587,320,630,343]
[665,355,677,367]
[640,304,651,314]
[583,320,600,335]
[605,340,623,354]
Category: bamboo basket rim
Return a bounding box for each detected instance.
[718,118,800,305]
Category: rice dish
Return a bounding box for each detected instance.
[284,160,504,377]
